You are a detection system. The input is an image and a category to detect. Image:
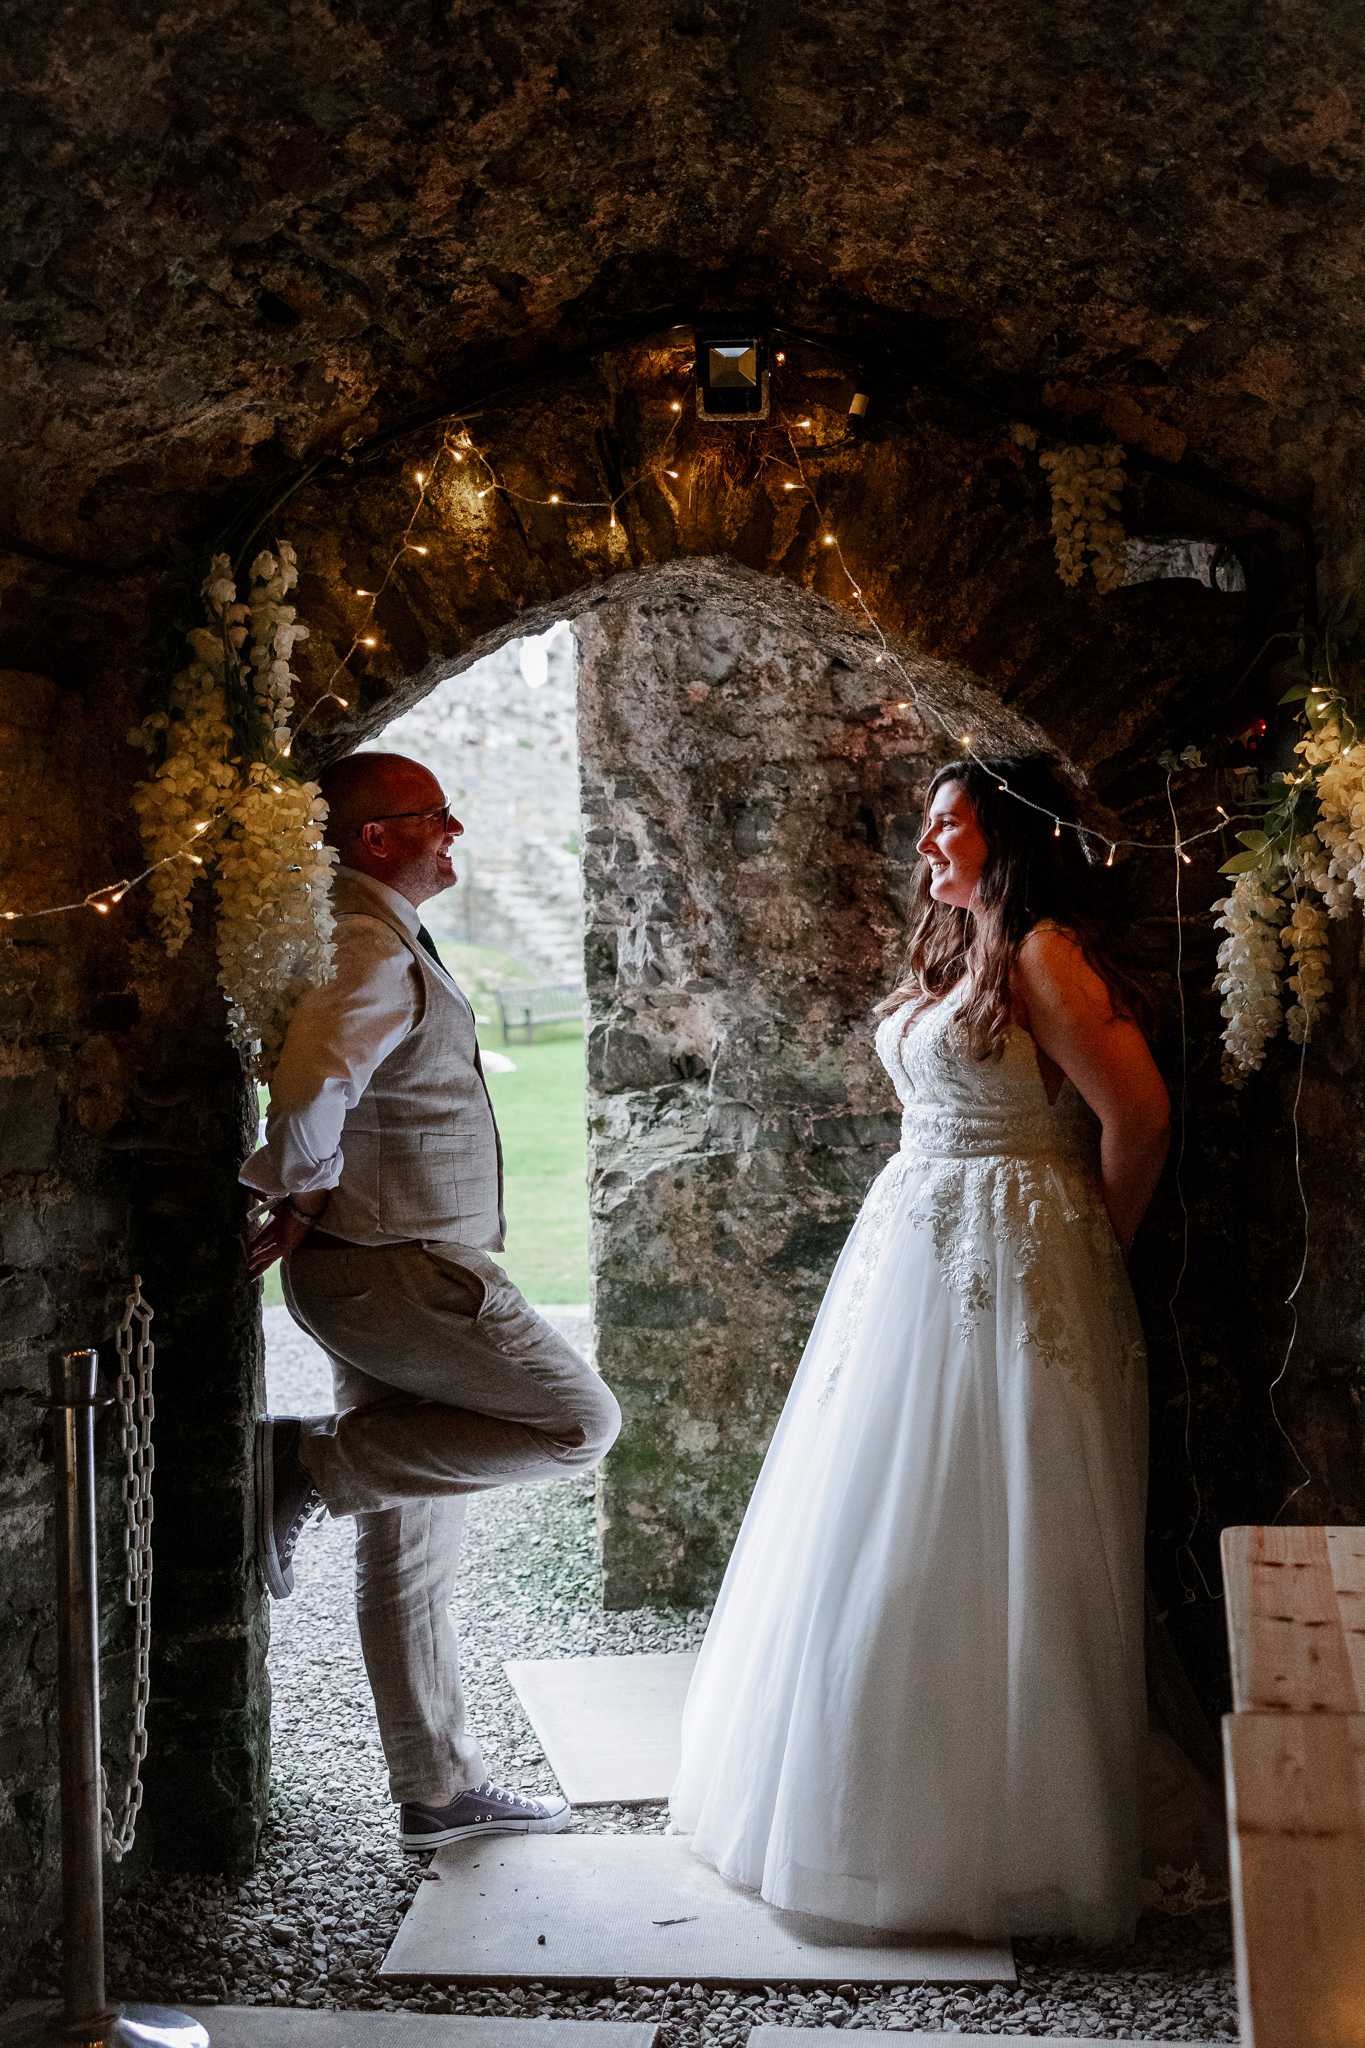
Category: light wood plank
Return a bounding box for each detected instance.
[1221,1525,1360,1713]
[1325,1529,1365,1711]
[1224,1712,1365,2048]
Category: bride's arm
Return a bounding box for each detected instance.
[1013,927,1171,1255]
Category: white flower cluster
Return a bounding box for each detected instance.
[1213,868,1288,1086]
[1300,713,1365,913]
[129,547,337,1078]
[1283,878,1332,1045]
[1039,442,1128,593]
[214,763,336,1074]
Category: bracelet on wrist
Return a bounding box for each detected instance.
[285,1199,320,1230]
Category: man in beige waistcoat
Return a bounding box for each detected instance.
[241,751,620,1849]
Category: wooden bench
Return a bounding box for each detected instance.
[493,983,584,1044]
[1222,1525,1365,2047]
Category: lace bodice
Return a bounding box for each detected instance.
[875,978,1100,1168]
[815,968,1138,1406]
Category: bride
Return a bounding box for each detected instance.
[670,756,1171,1943]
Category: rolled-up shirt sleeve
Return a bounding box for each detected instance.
[239,917,423,1202]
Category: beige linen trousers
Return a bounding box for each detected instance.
[285,1240,619,1806]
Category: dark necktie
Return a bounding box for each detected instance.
[414,924,443,967]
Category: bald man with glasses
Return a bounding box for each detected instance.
[241,751,619,1850]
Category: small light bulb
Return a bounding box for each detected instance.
[477,488,492,499]
[1180,851,1192,865]
[189,854,203,866]
[1106,844,1116,867]
[665,470,679,479]
[610,511,617,529]
[282,744,292,758]
[998,781,1008,790]
[111,890,126,903]
[798,418,813,427]
[783,482,798,490]
[271,784,283,794]
[547,494,560,504]
[336,697,349,709]
[775,351,786,364]
[2,911,16,920]
[1054,820,1062,838]
[454,452,464,462]
[355,588,372,596]
[94,900,111,913]
[959,734,971,746]
[874,655,884,665]
[194,821,209,832]
[823,534,835,546]
[412,545,429,555]
[1216,804,1228,817]
[415,471,425,484]
[362,637,377,647]
[671,402,681,412]
[896,701,908,710]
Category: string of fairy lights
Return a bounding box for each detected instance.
[2,374,1258,927]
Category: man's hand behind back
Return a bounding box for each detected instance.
[247,1192,330,1277]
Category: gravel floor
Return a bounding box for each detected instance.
[17,1309,1236,2039]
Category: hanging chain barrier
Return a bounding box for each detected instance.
[102,1275,155,1862]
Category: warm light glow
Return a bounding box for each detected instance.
[415,471,425,484]
[194,821,209,832]
[1181,851,1192,865]
[356,588,372,596]
[896,701,908,709]
[271,784,283,794]
[798,418,813,427]
[1217,804,1228,817]
[336,697,349,709]
[2,911,16,920]
[775,351,786,364]
[1054,820,1061,837]
[188,854,203,866]
[412,545,429,554]
[111,890,126,902]
[94,901,111,913]
[549,494,561,504]
[959,733,971,746]
[665,470,679,479]
[362,637,377,647]
[823,534,835,545]
[1106,845,1116,866]
[670,402,681,412]
[454,452,464,462]
[783,482,798,490]
[477,488,492,499]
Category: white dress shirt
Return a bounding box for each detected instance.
[239,868,466,1203]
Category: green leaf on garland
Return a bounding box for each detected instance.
[1278,683,1310,703]
[1235,830,1270,850]
[1219,851,1270,875]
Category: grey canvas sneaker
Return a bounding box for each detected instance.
[399,1779,572,1849]
[254,1415,322,1599]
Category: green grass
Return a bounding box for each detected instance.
[258,953,590,1308]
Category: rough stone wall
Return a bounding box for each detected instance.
[574,561,1036,1604]
[0,645,269,1981]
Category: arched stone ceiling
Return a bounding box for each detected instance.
[5,0,1364,575]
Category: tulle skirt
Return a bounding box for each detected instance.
[669,1146,1149,1942]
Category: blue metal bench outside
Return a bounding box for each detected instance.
[494,983,585,1044]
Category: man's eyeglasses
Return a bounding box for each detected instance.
[359,802,458,834]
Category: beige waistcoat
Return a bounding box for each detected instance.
[324,874,506,1250]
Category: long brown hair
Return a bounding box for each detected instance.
[879,755,1154,1060]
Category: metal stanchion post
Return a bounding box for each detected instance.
[19,1351,208,2048]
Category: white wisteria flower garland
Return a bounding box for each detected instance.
[129,544,337,1078]
[1211,611,1365,1083]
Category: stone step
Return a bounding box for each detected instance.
[0,2006,656,2048]
[503,1652,696,1805]
[381,1835,1012,1988]
[748,2033,1217,2048]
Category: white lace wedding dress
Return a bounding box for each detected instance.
[670,969,1149,1942]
